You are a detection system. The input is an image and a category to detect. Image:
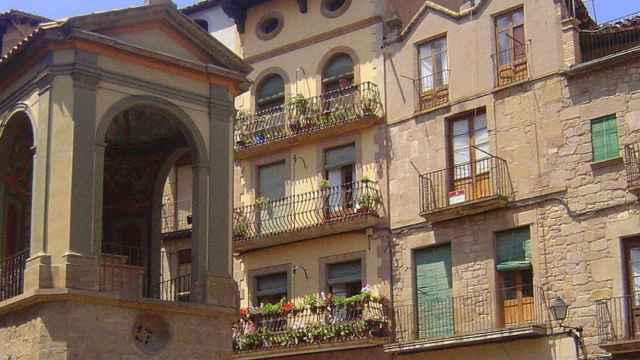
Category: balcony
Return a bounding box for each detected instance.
[625,142,640,191]
[386,286,550,354]
[233,82,383,159]
[492,45,529,88]
[419,156,511,223]
[416,71,449,112]
[233,297,389,358]
[233,180,383,253]
[595,296,640,356]
[0,250,27,302]
[99,243,191,303]
[580,12,640,63]
[161,199,193,239]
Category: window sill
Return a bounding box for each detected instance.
[413,102,450,117]
[590,156,623,168]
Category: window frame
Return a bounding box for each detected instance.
[321,53,355,93]
[447,110,490,177]
[255,12,284,41]
[319,251,366,295]
[255,74,286,113]
[417,35,449,94]
[249,264,292,306]
[591,115,620,162]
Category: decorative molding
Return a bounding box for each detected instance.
[244,16,383,64]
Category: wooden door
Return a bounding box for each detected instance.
[502,270,534,327]
[450,113,491,204]
[624,238,640,338]
[415,245,454,338]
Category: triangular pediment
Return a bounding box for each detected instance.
[64,4,251,74]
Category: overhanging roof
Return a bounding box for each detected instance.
[221,0,307,33]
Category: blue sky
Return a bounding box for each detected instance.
[0,0,638,23]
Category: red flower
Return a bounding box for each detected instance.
[239,308,248,317]
[282,302,294,313]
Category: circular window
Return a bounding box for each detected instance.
[132,314,171,354]
[322,0,351,18]
[256,13,284,40]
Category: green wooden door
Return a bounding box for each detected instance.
[415,245,453,338]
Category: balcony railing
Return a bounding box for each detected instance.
[416,70,449,111]
[99,243,192,303]
[625,142,640,189]
[233,180,382,246]
[419,156,511,219]
[234,82,382,151]
[492,45,529,87]
[595,295,640,346]
[0,250,28,302]
[391,286,549,344]
[161,199,192,234]
[580,13,640,63]
[233,299,388,353]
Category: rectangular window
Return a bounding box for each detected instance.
[449,112,489,180]
[327,260,363,297]
[495,8,527,86]
[258,161,286,201]
[419,37,448,92]
[591,116,619,162]
[255,272,288,305]
[496,227,533,327]
[324,144,356,212]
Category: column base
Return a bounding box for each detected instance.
[57,253,99,290]
[193,274,239,309]
[23,253,53,293]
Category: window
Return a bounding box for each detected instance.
[419,37,448,93]
[495,8,527,86]
[321,0,351,18]
[255,272,288,305]
[327,260,362,297]
[177,248,192,277]
[322,53,354,93]
[258,161,286,234]
[194,19,209,32]
[451,113,489,174]
[256,13,284,41]
[591,115,619,162]
[324,144,356,213]
[496,227,533,326]
[256,74,285,113]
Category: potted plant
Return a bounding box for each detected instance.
[255,196,271,211]
[360,91,379,116]
[358,192,381,214]
[319,178,332,190]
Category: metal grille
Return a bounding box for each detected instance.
[595,296,639,345]
[161,199,193,234]
[0,250,27,302]
[419,156,511,215]
[391,286,550,343]
[234,82,383,150]
[233,180,383,244]
[416,70,450,111]
[625,143,640,188]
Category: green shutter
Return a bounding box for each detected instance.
[592,116,619,162]
[496,227,532,272]
[414,245,454,338]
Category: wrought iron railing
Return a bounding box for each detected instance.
[233,180,383,244]
[492,45,529,87]
[391,286,549,343]
[580,13,640,62]
[161,199,193,234]
[233,300,388,353]
[234,82,382,150]
[99,243,192,303]
[625,142,640,188]
[419,156,510,215]
[595,295,640,345]
[0,250,28,302]
[416,70,450,111]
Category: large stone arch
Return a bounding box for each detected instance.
[94,95,213,301]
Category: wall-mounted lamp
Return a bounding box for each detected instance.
[549,296,585,360]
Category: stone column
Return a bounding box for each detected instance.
[561,18,582,68]
[192,85,238,308]
[24,75,54,292]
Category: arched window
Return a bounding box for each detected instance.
[256,74,285,113]
[322,53,354,93]
[194,19,209,32]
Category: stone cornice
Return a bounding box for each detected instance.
[244,16,383,64]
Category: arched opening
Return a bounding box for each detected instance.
[0,111,34,301]
[100,105,197,302]
[255,74,285,113]
[321,53,354,93]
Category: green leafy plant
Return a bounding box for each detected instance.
[319,179,332,190]
[255,196,270,209]
[359,192,381,213]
